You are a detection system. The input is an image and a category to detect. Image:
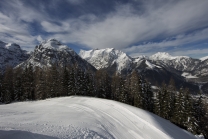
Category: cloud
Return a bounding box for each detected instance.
[0,0,208,56]
[52,0,208,51]
[124,28,208,55]
[41,21,70,33]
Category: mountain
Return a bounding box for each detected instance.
[79,48,132,74]
[80,49,201,93]
[0,40,29,71]
[18,39,96,71]
[149,52,200,72]
[200,56,208,61]
[0,97,198,139]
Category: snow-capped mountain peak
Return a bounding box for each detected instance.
[200,56,208,61]
[39,38,71,51]
[149,52,189,61]
[79,48,132,72]
[0,40,29,71]
[18,39,95,71]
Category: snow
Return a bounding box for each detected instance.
[79,48,132,72]
[40,39,71,51]
[182,72,198,78]
[145,60,161,69]
[0,97,197,139]
[200,56,208,61]
[149,52,189,61]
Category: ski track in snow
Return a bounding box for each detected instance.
[0,96,198,139]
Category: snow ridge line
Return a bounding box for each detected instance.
[98,99,171,139]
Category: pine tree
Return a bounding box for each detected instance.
[194,93,207,137]
[171,87,185,127]
[68,67,77,96]
[119,77,128,103]
[0,71,3,103]
[2,66,14,103]
[143,81,154,112]
[13,67,23,101]
[34,68,46,100]
[48,64,60,97]
[129,71,142,108]
[22,64,34,100]
[85,72,95,96]
[111,73,120,101]
[95,69,111,98]
[60,66,69,96]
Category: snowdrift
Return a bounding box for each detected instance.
[0,97,197,139]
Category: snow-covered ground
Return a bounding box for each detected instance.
[0,97,198,139]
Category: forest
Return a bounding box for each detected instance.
[0,64,207,138]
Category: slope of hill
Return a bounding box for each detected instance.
[0,97,197,139]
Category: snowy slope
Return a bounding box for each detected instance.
[200,56,208,61]
[0,40,29,71]
[79,48,132,72]
[18,39,95,71]
[0,97,197,139]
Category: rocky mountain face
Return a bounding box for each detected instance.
[18,39,96,71]
[0,41,29,71]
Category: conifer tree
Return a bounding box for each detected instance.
[34,68,46,100]
[129,71,142,107]
[2,66,14,103]
[143,81,154,112]
[194,93,207,137]
[13,67,23,101]
[119,77,128,103]
[68,67,77,96]
[48,64,60,97]
[0,71,3,103]
[111,73,120,101]
[22,64,34,100]
[60,66,69,96]
[85,72,95,96]
[171,87,185,127]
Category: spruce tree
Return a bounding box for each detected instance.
[34,68,46,100]
[111,73,120,101]
[0,71,3,103]
[129,71,142,108]
[68,67,77,96]
[143,81,154,112]
[13,67,23,101]
[119,77,128,103]
[2,66,14,103]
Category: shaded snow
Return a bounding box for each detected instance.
[0,97,197,139]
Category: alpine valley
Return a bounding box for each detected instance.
[1,39,208,93]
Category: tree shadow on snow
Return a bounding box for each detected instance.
[0,130,58,139]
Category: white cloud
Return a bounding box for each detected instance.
[124,28,208,55]
[41,21,70,33]
[55,0,208,50]
[37,35,43,42]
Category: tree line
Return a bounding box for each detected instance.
[0,64,207,138]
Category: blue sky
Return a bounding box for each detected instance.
[0,0,208,58]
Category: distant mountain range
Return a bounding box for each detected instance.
[1,39,208,93]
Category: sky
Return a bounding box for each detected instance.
[0,0,208,58]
